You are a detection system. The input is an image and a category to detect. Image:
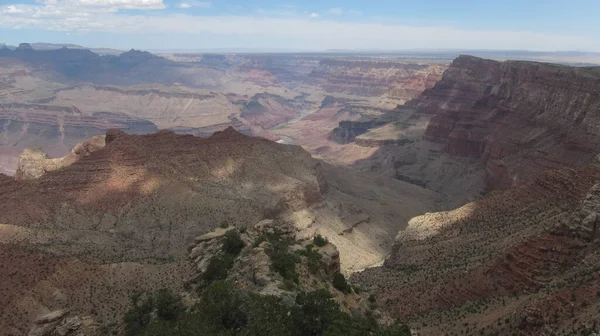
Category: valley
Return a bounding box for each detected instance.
[1,44,600,336]
[0,45,447,175]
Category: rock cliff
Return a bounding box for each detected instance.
[352,56,600,203]
[309,60,446,106]
[15,135,105,180]
[413,55,600,190]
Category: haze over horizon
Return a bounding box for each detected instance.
[1,0,600,52]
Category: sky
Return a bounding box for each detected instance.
[1,0,600,52]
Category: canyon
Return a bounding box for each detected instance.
[0,47,446,175]
[1,45,600,336]
[328,55,600,205]
[0,127,438,335]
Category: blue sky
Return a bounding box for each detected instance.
[1,0,600,51]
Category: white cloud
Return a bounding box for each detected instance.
[1,3,599,51]
[328,8,343,15]
[177,1,211,9]
[5,5,25,13]
[309,12,319,18]
[34,0,166,11]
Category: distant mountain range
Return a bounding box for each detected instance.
[0,42,122,56]
[3,42,600,65]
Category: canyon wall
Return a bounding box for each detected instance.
[309,60,446,106]
[355,159,600,335]
[414,55,600,189]
[345,55,600,335]
[350,56,600,202]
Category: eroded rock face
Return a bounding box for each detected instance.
[15,135,105,180]
[352,56,600,204]
[413,55,600,189]
[355,162,600,335]
[310,60,446,104]
[328,119,388,144]
[29,312,90,336]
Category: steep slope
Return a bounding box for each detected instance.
[0,128,439,335]
[347,56,600,203]
[416,56,600,189]
[355,160,600,335]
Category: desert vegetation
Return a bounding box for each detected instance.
[125,281,411,336]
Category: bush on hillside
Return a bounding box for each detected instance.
[313,234,328,247]
[222,230,245,255]
[128,281,412,336]
[332,272,350,293]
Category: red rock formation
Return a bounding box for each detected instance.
[408,55,600,190]
[310,60,446,101]
[0,127,324,226]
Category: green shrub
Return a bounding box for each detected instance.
[127,284,411,336]
[299,245,323,275]
[154,289,181,321]
[222,230,245,255]
[124,292,153,336]
[332,272,350,293]
[254,228,300,283]
[124,289,181,336]
[253,235,267,247]
[202,254,235,283]
[271,251,300,283]
[293,289,340,336]
[313,234,328,247]
[198,281,248,331]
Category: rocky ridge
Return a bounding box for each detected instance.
[0,127,438,335]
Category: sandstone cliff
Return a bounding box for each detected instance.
[309,60,446,106]
[414,55,600,190]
